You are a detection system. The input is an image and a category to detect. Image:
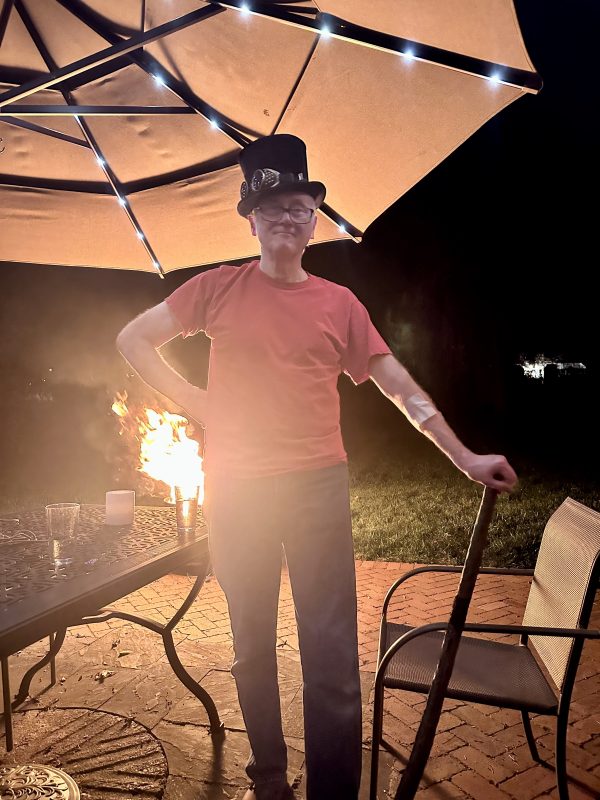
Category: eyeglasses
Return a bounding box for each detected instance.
[254,205,315,224]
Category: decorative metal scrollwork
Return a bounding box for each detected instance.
[0,764,80,799]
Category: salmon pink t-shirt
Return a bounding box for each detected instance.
[166,260,391,478]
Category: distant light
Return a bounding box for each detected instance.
[153,74,166,87]
[136,231,144,240]
[488,73,501,85]
[118,196,126,206]
[48,368,53,372]
[403,49,415,61]
[519,356,587,380]
[338,224,347,234]
[96,156,105,167]
[240,2,250,15]
[320,25,331,38]
[210,118,219,130]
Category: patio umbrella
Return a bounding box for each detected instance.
[0,1,541,276]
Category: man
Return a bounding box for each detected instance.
[117,134,517,800]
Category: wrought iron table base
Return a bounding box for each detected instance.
[2,572,224,752]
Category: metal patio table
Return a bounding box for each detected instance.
[0,504,224,766]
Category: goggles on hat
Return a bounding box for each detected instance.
[240,168,306,201]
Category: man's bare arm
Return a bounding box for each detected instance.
[369,353,517,492]
[116,301,207,423]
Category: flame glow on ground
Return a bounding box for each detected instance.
[112,394,204,503]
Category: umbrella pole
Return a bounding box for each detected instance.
[393,486,498,800]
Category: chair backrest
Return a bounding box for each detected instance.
[522,497,600,692]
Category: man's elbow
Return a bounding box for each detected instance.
[117,303,182,358]
[116,322,141,359]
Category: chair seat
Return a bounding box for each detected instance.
[384,622,559,714]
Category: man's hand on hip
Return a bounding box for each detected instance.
[179,385,208,428]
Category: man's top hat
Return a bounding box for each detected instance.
[237,134,326,217]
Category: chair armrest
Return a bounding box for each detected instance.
[375,620,600,685]
[462,622,600,639]
[376,621,451,681]
[381,565,534,619]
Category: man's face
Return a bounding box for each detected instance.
[248,191,318,257]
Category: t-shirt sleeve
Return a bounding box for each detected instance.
[342,296,392,385]
[165,268,220,337]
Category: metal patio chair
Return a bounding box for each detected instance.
[370,497,600,800]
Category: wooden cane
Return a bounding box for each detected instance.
[394,485,498,799]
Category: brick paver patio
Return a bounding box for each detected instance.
[2,561,599,798]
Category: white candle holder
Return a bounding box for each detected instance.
[105,490,135,526]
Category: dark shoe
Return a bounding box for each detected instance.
[242,782,293,800]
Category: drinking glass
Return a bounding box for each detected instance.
[45,503,80,566]
[175,486,199,534]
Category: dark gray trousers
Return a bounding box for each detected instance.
[206,462,362,800]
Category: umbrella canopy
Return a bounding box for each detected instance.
[0,0,540,275]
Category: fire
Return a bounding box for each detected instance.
[112,397,128,418]
[112,393,204,503]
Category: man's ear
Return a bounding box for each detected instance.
[248,213,257,237]
[309,212,317,241]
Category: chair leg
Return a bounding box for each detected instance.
[49,633,56,685]
[521,710,542,763]
[1,656,13,752]
[369,672,386,800]
[555,709,569,800]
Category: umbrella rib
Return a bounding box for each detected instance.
[0,66,47,86]
[271,33,320,134]
[122,153,240,195]
[257,3,320,15]
[0,5,226,107]
[317,14,541,93]
[267,25,364,246]
[317,203,362,243]
[15,0,165,277]
[0,174,113,193]
[0,115,91,147]
[1,105,197,116]
[209,2,541,93]
[270,12,349,238]
[0,0,14,51]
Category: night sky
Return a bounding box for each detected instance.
[1,1,598,459]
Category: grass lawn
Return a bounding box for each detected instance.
[348,440,599,567]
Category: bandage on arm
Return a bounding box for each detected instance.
[404,392,438,428]
[369,354,439,430]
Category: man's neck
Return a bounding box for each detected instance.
[258,253,307,283]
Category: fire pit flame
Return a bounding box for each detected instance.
[112,394,203,504]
